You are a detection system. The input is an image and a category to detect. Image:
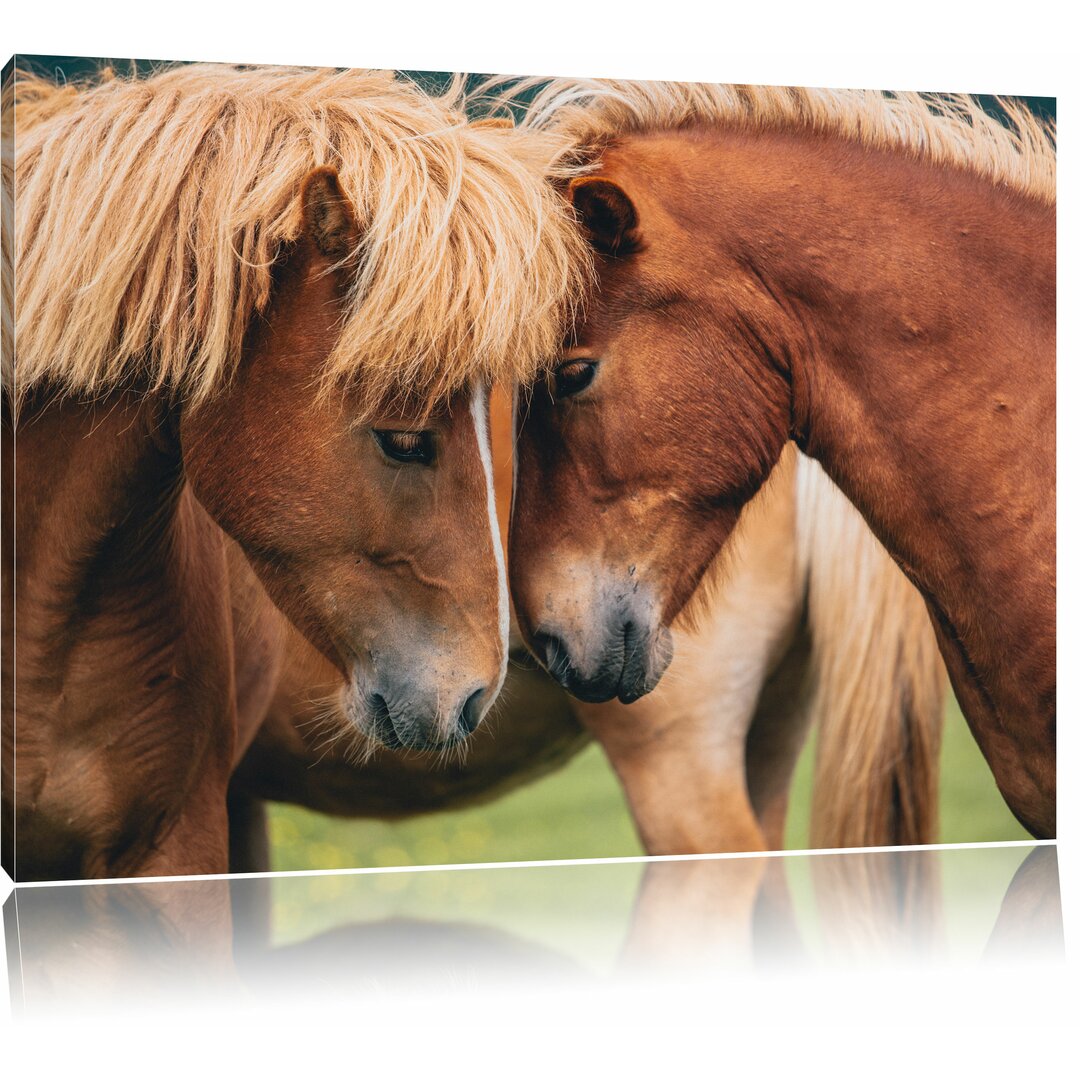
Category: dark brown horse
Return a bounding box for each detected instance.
[498,82,1055,837]
[3,65,583,881]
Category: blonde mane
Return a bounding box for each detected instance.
[476,77,1055,203]
[9,64,588,412]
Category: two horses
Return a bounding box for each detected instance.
[5,67,1054,881]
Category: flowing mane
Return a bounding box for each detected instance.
[476,77,1055,204]
[9,64,588,413]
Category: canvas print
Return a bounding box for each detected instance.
[1,57,1055,882]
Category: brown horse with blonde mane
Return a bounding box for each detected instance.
[495,81,1055,838]
[2,64,584,881]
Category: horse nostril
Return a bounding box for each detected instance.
[458,687,486,736]
[533,631,571,683]
[368,693,403,749]
[615,619,671,704]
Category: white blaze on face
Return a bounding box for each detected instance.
[470,382,509,703]
[509,386,519,525]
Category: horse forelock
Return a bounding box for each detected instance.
[473,77,1056,204]
[9,64,590,417]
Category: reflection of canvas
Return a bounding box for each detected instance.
[4,846,1063,1016]
[3,59,1055,882]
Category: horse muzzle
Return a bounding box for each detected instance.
[532,612,673,705]
[345,676,489,751]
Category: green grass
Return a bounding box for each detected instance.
[268,741,642,873]
[267,690,1029,874]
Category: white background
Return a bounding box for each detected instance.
[2,1,1077,1071]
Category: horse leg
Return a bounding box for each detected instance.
[226,788,274,959]
[227,787,270,874]
[743,630,816,957]
[741,625,816,963]
[743,614,815,851]
[572,651,769,854]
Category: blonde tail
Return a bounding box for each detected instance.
[797,455,946,848]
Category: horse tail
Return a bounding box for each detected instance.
[796,454,947,848]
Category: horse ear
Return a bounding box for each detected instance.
[568,176,640,256]
[300,166,361,260]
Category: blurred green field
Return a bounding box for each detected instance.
[267,691,1030,872]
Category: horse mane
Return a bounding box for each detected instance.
[9,64,588,413]
[2,73,13,391]
[475,77,1055,204]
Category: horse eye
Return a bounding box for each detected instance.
[372,429,435,465]
[553,359,598,399]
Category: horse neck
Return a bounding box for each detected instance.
[696,129,1054,747]
[14,391,188,632]
[9,390,238,874]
